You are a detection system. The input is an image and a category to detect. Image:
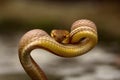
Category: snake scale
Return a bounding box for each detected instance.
[18,19,98,80]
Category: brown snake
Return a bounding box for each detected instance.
[18,19,98,80]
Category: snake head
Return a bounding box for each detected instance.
[51,29,70,44]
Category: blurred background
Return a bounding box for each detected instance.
[0,0,120,80]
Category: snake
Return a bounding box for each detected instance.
[18,19,98,80]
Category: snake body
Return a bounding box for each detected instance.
[18,19,98,80]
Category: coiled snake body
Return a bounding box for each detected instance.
[18,19,98,80]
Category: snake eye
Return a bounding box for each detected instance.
[63,32,69,38]
[53,34,56,38]
[63,35,67,38]
[51,33,56,38]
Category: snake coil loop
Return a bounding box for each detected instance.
[18,19,98,80]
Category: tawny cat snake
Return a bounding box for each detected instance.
[18,19,98,80]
